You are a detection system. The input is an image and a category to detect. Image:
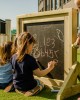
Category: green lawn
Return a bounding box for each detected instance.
[0,49,80,100]
[0,88,57,100]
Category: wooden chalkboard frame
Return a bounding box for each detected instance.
[17,8,77,80]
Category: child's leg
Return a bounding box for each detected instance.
[24,79,44,96]
[4,81,14,92]
[36,79,44,92]
[15,79,44,96]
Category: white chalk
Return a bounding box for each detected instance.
[51,89,59,93]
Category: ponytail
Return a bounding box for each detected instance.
[17,32,35,62]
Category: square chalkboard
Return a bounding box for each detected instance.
[24,20,64,80]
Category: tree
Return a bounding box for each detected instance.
[11,29,16,35]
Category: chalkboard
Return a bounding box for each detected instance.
[24,21,64,80]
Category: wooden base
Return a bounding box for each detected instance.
[57,62,80,100]
[34,76,64,89]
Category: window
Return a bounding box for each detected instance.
[55,0,59,9]
[0,20,6,34]
[51,0,53,10]
[51,0,55,10]
[60,0,62,7]
[47,0,50,10]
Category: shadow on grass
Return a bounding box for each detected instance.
[38,88,80,100]
[36,87,57,100]
[64,93,80,100]
[0,87,57,100]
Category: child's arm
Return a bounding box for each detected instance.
[37,61,53,78]
[72,37,80,48]
[75,37,80,45]
[33,60,57,77]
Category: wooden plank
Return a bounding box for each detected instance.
[34,76,64,89]
[58,84,80,99]
[57,62,80,100]
[17,8,73,19]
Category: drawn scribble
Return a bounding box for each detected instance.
[56,29,64,42]
[32,44,40,59]
[32,29,63,60]
[33,34,37,40]
[54,50,59,58]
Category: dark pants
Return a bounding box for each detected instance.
[0,80,12,89]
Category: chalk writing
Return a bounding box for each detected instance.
[56,29,64,42]
[32,29,63,61]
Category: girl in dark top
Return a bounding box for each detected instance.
[11,32,57,96]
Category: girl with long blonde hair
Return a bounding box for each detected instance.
[11,32,57,96]
[0,41,13,89]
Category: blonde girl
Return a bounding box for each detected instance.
[11,32,57,96]
[0,41,13,89]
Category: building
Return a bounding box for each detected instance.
[0,19,11,45]
[38,0,76,11]
[38,0,80,32]
[0,19,6,34]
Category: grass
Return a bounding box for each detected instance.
[0,49,80,100]
[0,88,57,100]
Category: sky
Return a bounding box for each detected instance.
[0,0,38,29]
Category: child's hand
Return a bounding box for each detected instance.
[72,43,79,48]
[48,60,57,70]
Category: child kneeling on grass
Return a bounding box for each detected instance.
[0,41,13,90]
[11,32,57,96]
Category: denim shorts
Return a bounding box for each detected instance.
[36,79,44,92]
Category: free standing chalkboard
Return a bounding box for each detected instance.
[24,21,64,80]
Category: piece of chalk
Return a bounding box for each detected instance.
[54,59,58,63]
[51,89,59,93]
